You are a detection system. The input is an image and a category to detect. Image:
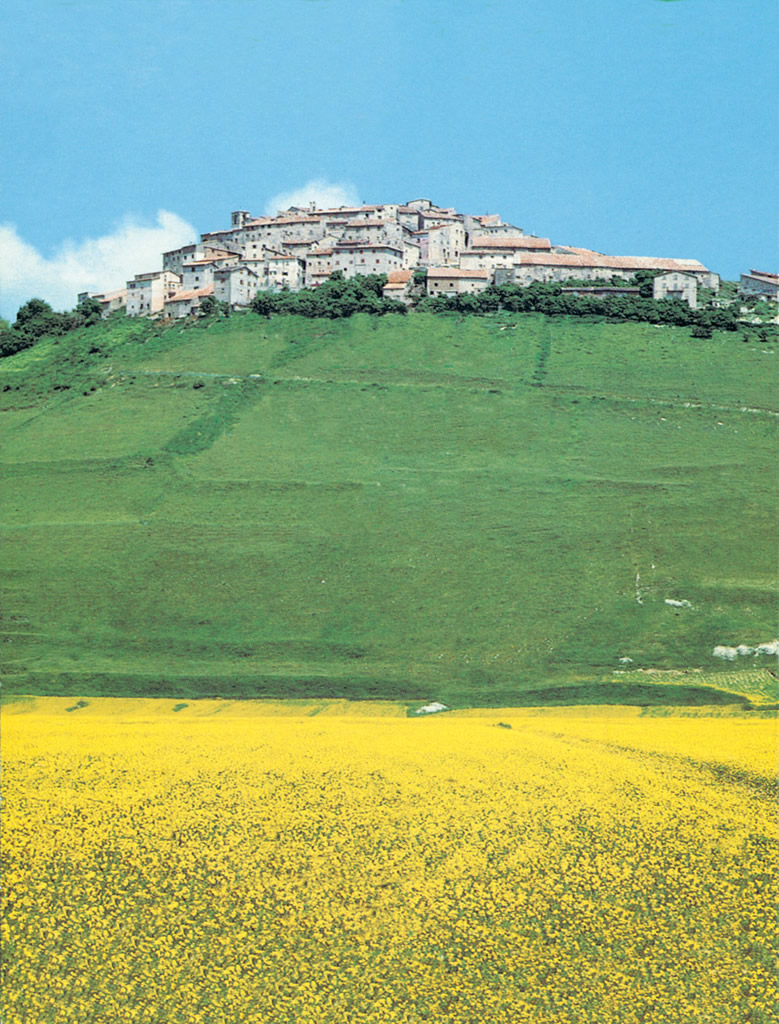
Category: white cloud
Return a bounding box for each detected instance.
[0,210,197,319]
[264,178,361,217]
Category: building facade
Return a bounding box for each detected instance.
[653,272,698,309]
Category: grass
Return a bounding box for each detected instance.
[0,311,776,706]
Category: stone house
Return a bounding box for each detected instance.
[162,243,237,276]
[264,253,306,291]
[460,236,552,273]
[739,270,779,299]
[126,270,182,316]
[213,265,261,307]
[426,268,491,296]
[499,253,717,289]
[163,284,214,319]
[420,222,467,266]
[382,269,415,305]
[653,272,698,309]
[181,256,238,293]
[330,241,404,278]
[77,288,127,317]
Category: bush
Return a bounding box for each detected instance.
[250,273,405,321]
[0,296,113,360]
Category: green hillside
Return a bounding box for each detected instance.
[1,311,776,707]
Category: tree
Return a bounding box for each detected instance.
[74,297,104,326]
[198,295,218,317]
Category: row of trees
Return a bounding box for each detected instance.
[249,273,407,319]
[415,280,742,335]
[0,297,103,358]
[1,272,761,361]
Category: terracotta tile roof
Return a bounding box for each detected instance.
[386,270,413,284]
[518,253,708,272]
[185,257,234,266]
[427,268,490,279]
[134,270,181,282]
[214,265,259,276]
[165,285,215,303]
[268,215,322,225]
[334,242,403,253]
[748,269,779,281]
[420,212,460,221]
[471,236,551,250]
[304,205,380,216]
[554,246,603,256]
[383,283,407,291]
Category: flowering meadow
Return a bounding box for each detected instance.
[2,699,776,1023]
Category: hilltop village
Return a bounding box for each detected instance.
[81,197,731,319]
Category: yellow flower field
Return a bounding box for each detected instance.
[2,699,777,1023]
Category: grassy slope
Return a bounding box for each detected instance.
[1,311,776,706]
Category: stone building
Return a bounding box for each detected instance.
[263,253,306,291]
[460,236,552,273]
[382,269,415,305]
[77,288,127,318]
[162,243,237,276]
[330,241,405,278]
[739,270,779,299]
[181,256,238,293]
[653,272,698,309]
[101,196,722,316]
[213,266,261,307]
[418,222,467,266]
[126,271,182,316]
[163,285,214,319]
[497,253,718,289]
[426,268,490,296]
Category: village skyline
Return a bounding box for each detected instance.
[1,0,777,318]
[80,195,732,320]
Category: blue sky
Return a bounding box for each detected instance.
[1,0,776,317]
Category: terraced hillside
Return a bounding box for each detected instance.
[0,311,776,706]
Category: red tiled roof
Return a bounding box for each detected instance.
[427,268,490,279]
[268,215,322,225]
[304,206,380,216]
[554,246,603,256]
[333,242,403,253]
[386,270,413,284]
[519,253,708,271]
[471,236,551,250]
[214,265,259,276]
[165,285,215,303]
[185,257,234,266]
